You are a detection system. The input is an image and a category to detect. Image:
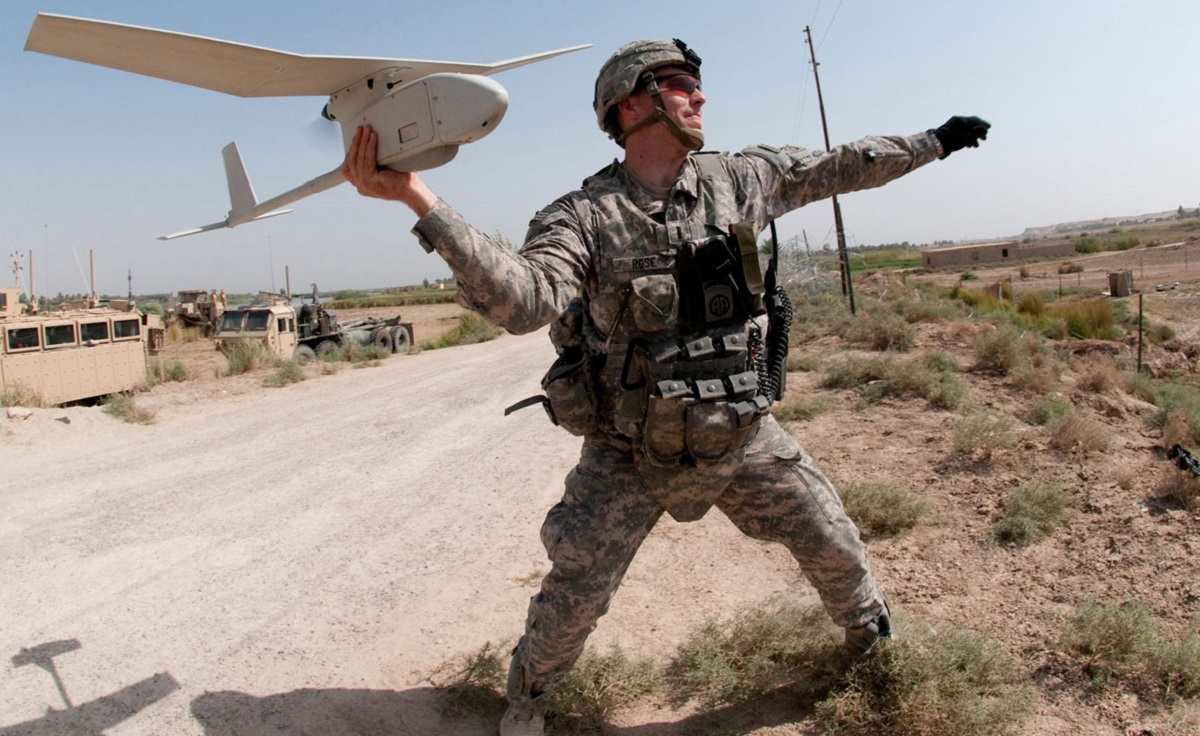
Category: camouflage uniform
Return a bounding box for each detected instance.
[412,131,942,699]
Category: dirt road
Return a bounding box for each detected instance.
[0,330,814,735]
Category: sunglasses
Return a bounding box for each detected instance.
[652,73,702,96]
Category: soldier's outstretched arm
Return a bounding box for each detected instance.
[735,115,990,224]
[343,125,588,334]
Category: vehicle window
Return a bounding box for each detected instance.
[80,321,109,342]
[220,311,245,331]
[44,324,77,347]
[113,318,140,340]
[6,327,39,351]
[245,311,269,331]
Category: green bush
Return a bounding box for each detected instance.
[1060,601,1200,699]
[840,483,927,538]
[666,599,844,708]
[952,410,1016,461]
[102,393,155,424]
[993,481,1068,546]
[422,311,503,350]
[1029,395,1073,425]
[547,645,662,734]
[814,625,1035,736]
[221,340,272,375]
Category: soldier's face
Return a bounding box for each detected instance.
[621,65,705,146]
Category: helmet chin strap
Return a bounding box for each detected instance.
[615,72,704,151]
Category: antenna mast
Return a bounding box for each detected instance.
[804,25,856,314]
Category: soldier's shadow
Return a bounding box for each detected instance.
[190,686,816,736]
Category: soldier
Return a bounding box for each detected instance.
[343,39,989,736]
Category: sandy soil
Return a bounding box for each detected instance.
[2,245,1200,735]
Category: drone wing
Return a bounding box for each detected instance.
[25,13,590,97]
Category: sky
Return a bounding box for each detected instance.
[2,0,1197,297]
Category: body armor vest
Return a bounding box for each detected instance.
[541,154,769,520]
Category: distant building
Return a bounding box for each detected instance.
[921,241,1076,269]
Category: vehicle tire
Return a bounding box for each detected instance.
[390,324,413,352]
[293,344,317,363]
[371,326,395,353]
[315,340,339,359]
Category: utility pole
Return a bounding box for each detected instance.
[804,26,855,314]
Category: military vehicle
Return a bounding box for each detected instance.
[0,287,164,405]
[166,289,223,335]
[214,290,412,361]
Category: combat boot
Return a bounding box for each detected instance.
[845,603,892,656]
[499,699,545,736]
[502,645,546,736]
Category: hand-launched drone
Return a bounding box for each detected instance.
[24,13,589,239]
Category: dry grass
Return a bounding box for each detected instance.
[1046,410,1111,456]
[952,410,1017,462]
[102,393,156,424]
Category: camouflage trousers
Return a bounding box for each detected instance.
[507,415,885,700]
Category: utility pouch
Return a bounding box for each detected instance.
[541,348,598,436]
[642,379,693,465]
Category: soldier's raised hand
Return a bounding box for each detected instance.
[932,116,991,159]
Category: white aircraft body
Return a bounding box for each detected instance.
[23,13,589,239]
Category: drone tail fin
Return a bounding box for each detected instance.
[222,142,259,216]
[160,143,346,240]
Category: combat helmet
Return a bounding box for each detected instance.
[593,38,703,149]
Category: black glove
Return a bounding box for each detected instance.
[931,116,990,159]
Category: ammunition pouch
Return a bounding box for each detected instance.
[540,346,600,436]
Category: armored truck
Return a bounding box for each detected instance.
[0,287,162,405]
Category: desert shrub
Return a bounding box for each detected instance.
[666,598,844,708]
[1029,395,1073,426]
[849,309,915,352]
[1122,370,1158,404]
[952,410,1017,462]
[772,395,833,422]
[1058,262,1085,273]
[1149,381,1200,446]
[262,360,305,387]
[960,270,979,281]
[421,311,503,350]
[1060,601,1200,700]
[147,359,188,387]
[429,641,509,718]
[1157,467,1200,511]
[1159,701,1200,736]
[814,625,1035,736]
[822,354,965,410]
[1015,290,1045,317]
[1047,299,1118,340]
[1047,410,1111,455]
[343,341,391,365]
[165,323,206,343]
[917,349,960,374]
[839,483,927,538]
[0,383,47,408]
[787,351,823,373]
[973,324,1023,374]
[102,393,155,424]
[1144,322,1176,345]
[1073,230,1139,253]
[1010,335,1063,393]
[993,481,1068,546]
[547,645,661,734]
[221,340,272,375]
[890,291,963,323]
[1074,355,1119,393]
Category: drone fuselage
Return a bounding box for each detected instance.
[325,72,508,172]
